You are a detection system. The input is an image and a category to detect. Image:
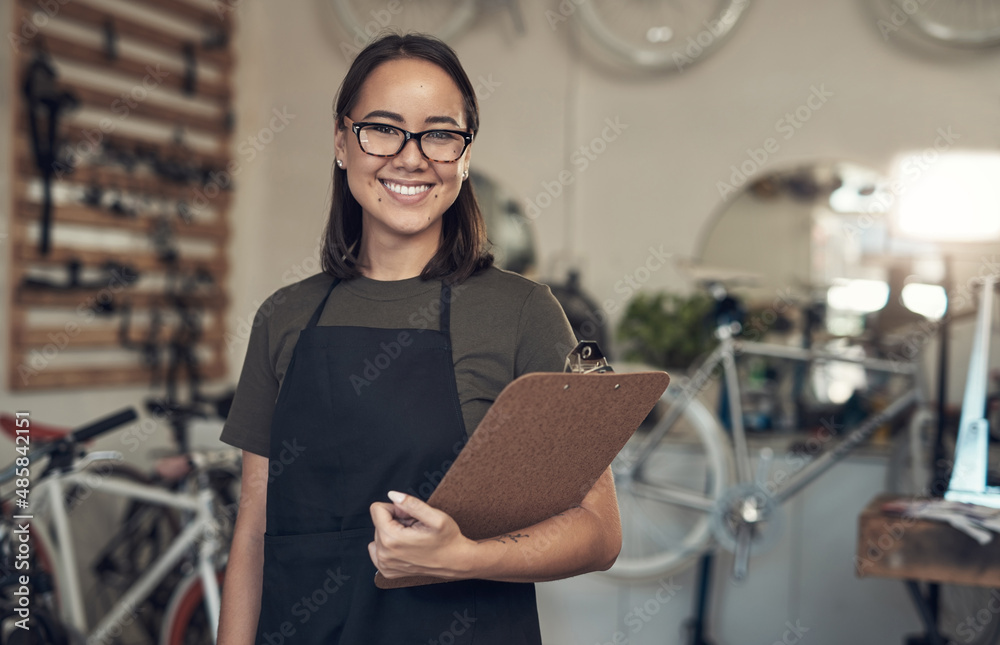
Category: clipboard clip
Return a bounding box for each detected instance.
[564,341,614,374]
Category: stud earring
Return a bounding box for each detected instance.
[336,159,344,169]
[462,169,469,180]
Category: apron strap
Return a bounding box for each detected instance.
[307,277,341,328]
[439,281,452,338]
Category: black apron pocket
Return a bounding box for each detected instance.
[256,529,480,645]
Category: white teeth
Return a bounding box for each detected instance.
[382,181,430,196]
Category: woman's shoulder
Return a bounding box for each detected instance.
[461,266,552,299]
[254,272,336,330]
[455,267,564,322]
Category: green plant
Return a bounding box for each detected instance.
[617,291,716,369]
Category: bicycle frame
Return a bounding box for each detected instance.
[31,464,221,644]
[626,323,927,508]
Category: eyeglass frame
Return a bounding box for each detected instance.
[344,116,474,163]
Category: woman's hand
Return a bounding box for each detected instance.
[368,491,476,580]
[369,466,621,584]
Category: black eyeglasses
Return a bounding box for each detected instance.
[345,117,473,163]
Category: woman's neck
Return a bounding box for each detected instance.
[356,232,441,281]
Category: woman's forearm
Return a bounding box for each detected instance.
[463,467,622,583]
[218,452,268,645]
[218,527,265,644]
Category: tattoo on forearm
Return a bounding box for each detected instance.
[554,505,581,517]
[491,533,529,544]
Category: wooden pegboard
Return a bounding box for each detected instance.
[7,0,236,391]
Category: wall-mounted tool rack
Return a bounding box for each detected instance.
[8,0,236,391]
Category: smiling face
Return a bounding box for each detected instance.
[334,58,472,267]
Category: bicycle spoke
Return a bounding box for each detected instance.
[629,480,716,512]
[620,487,677,552]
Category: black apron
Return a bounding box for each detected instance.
[255,277,542,644]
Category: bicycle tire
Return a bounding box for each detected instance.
[158,569,224,645]
[573,0,751,73]
[599,365,733,581]
[323,0,478,44]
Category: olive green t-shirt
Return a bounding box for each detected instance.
[220,266,577,458]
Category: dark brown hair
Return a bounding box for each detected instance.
[322,33,493,284]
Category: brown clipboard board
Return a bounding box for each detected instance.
[375,369,670,589]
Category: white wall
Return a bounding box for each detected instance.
[221,0,1000,397]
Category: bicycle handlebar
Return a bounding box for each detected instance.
[0,407,138,485]
[70,407,138,443]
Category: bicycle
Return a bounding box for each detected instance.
[602,283,933,582]
[319,0,523,46]
[572,0,752,73]
[0,407,239,645]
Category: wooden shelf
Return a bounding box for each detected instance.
[15,245,228,277]
[14,285,229,311]
[15,152,233,208]
[857,494,1000,587]
[14,199,229,241]
[38,30,232,102]
[16,359,228,391]
[20,0,234,71]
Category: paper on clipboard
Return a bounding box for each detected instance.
[375,367,670,589]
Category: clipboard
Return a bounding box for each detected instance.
[375,348,669,589]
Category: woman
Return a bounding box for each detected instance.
[218,33,621,644]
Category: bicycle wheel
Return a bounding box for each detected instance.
[159,570,223,645]
[574,0,751,73]
[323,0,478,44]
[895,0,1000,47]
[600,365,733,580]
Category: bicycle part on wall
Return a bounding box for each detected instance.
[572,0,751,73]
[321,0,478,47]
[7,0,235,391]
[874,0,1000,47]
[22,50,79,257]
